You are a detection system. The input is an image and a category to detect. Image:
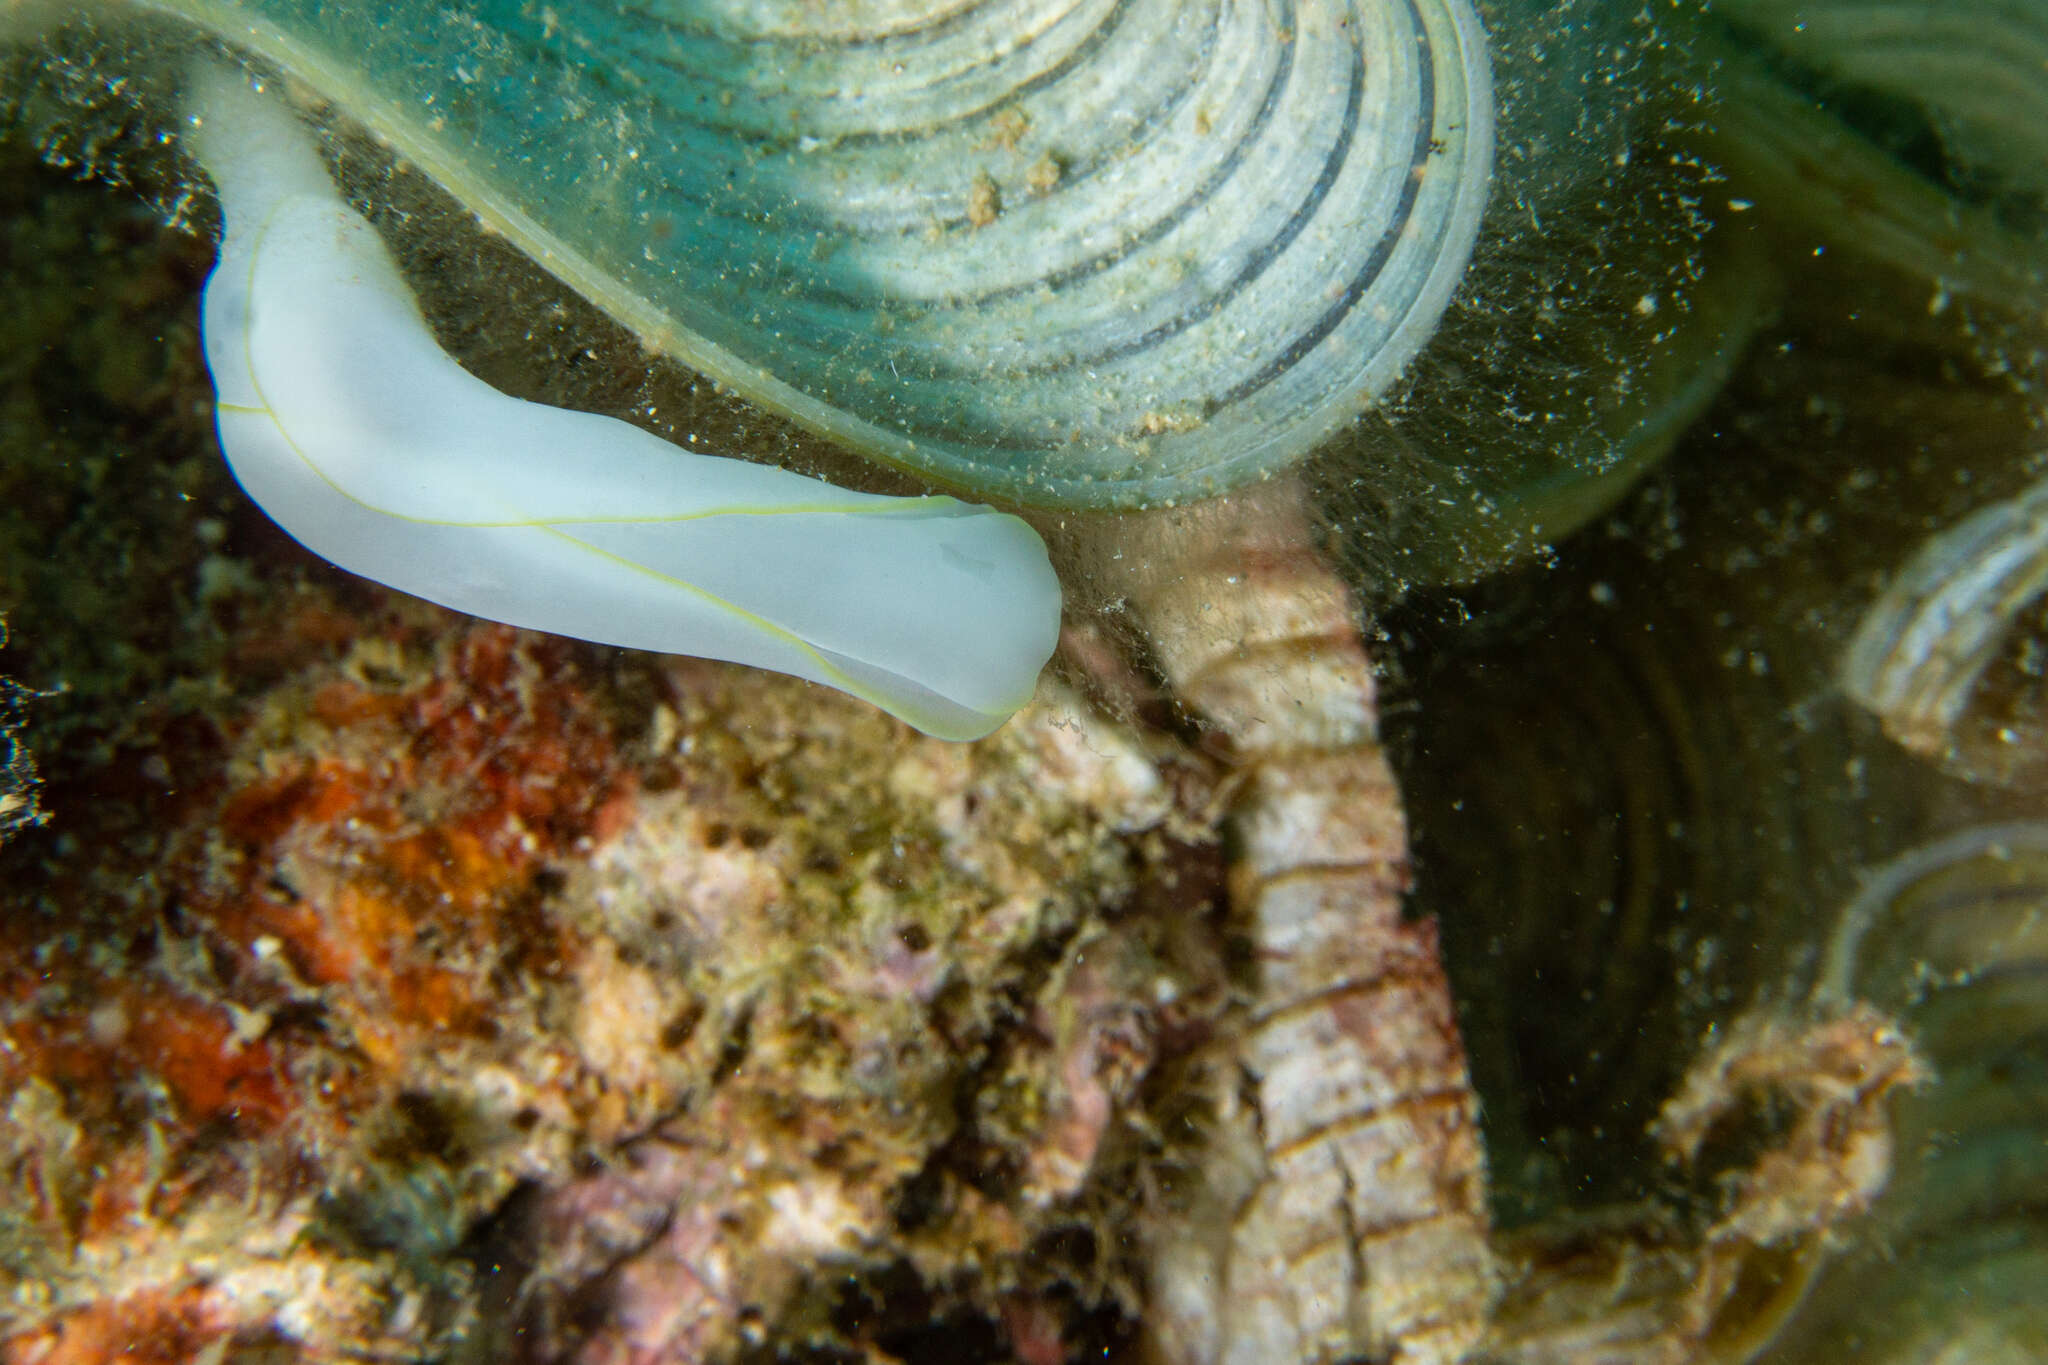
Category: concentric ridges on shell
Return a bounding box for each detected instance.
[1772,822,2048,1363]
[1710,0,2048,212]
[1840,472,2048,785]
[589,0,1495,504]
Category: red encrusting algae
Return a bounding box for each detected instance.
[188,625,624,1051]
[0,610,631,1362]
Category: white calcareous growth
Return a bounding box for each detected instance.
[182,63,1061,741]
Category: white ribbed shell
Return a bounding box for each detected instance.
[618,0,1497,505]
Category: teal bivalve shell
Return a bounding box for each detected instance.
[1841,473,2048,789]
[1779,823,2048,1364]
[115,0,1496,510]
[1710,0,2048,216]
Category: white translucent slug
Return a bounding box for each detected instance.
[182,64,1061,742]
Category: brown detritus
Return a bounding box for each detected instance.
[1138,408,1203,438]
[982,108,1030,151]
[1026,153,1064,195]
[1481,1006,1928,1365]
[967,171,1001,228]
[1652,1005,1928,1248]
[1657,1006,1927,1356]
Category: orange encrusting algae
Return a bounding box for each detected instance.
[187,626,623,1054]
[0,613,630,1362]
[2,1284,234,1365]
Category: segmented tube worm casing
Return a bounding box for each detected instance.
[1117,482,1497,1365]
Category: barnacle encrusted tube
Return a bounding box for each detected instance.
[181,62,1061,741]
